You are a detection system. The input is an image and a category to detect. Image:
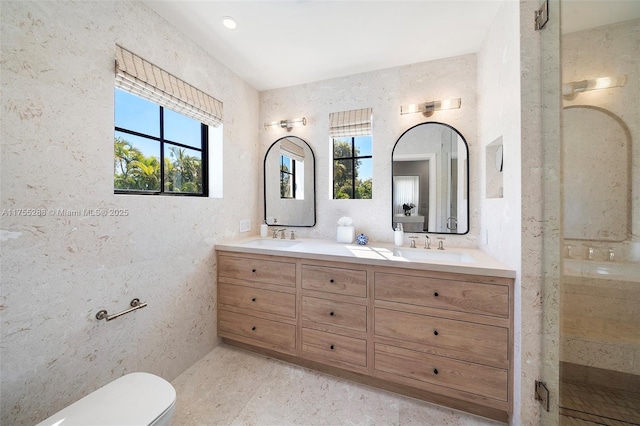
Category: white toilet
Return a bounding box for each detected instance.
[35,372,176,426]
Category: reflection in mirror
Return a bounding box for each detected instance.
[392,122,469,234]
[264,136,315,226]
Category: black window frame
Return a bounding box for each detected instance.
[280,154,296,199]
[114,93,209,197]
[332,136,372,199]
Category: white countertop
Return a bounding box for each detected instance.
[215,236,516,279]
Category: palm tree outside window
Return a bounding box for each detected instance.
[113,88,208,196]
[332,136,372,199]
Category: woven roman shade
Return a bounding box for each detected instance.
[329,108,372,137]
[115,45,223,127]
[280,138,306,163]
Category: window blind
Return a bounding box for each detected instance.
[329,108,372,137]
[280,138,306,163]
[115,45,223,127]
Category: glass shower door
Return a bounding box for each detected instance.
[559,6,640,425]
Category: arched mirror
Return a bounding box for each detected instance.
[392,122,469,234]
[264,136,316,226]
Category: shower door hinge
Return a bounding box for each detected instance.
[535,0,549,30]
[535,380,550,411]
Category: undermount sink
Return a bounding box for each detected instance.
[393,248,476,263]
[240,238,301,248]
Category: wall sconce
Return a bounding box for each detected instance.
[562,75,627,99]
[264,117,307,131]
[400,98,461,116]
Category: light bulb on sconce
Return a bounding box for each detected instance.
[562,75,627,99]
[264,117,307,131]
[221,16,237,30]
[400,98,462,116]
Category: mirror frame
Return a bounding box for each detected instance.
[263,136,316,227]
[391,121,470,235]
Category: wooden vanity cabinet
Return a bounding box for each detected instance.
[216,250,514,423]
[372,266,513,420]
[299,261,369,374]
[217,253,297,355]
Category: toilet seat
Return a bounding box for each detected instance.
[35,372,176,426]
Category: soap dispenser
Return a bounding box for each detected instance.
[394,223,404,247]
[260,220,268,238]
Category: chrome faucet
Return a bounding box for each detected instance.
[272,228,287,239]
[565,244,573,259]
[587,246,594,260]
[290,230,296,240]
[424,235,431,249]
[437,237,445,250]
[409,236,418,248]
[608,248,615,262]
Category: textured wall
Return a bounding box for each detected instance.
[477,1,527,424]
[0,1,260,425]
[478,1,563,424]
[259,55,480,248]
[477,1,523,268]
[530,0,563,425]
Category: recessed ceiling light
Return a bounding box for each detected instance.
[222,16,237,30]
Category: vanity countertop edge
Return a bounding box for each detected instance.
[215,237,516,279]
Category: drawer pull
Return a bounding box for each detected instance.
[433,330,439,336]
[433,368,439,375]
[329,279,335,283]
[251,297,256,302]
[251,326,256,331]
[330,344,335,350]
[252,269,257,273]
[433,291,439,297]
[329,311,334,316]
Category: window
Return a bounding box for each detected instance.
[329,108,373,199]
[114,89,208,195]
[333,136,372,199]
[280,154,295,198]
[113,45,223,197]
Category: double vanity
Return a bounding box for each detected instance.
[215,237,515,423]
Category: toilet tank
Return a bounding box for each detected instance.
[35,372,176,426]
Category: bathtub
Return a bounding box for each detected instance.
[563,258,640,283]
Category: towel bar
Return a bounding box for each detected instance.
[96,298,147,322]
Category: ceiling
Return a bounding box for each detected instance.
[145,1,640,92]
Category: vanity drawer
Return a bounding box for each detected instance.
[219,254,296,287]
[374,343,508,402]
[302,296,366,332]
[219,283,296,319]
[374,308,508,368]
[219,310,296,351]
[301,327,367,367]
[302,264,367,297]
[374,272,509,318]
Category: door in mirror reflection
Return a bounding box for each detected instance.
[392,122,469,234]
[265,136,315,226]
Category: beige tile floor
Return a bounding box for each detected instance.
[170,344,504,426]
